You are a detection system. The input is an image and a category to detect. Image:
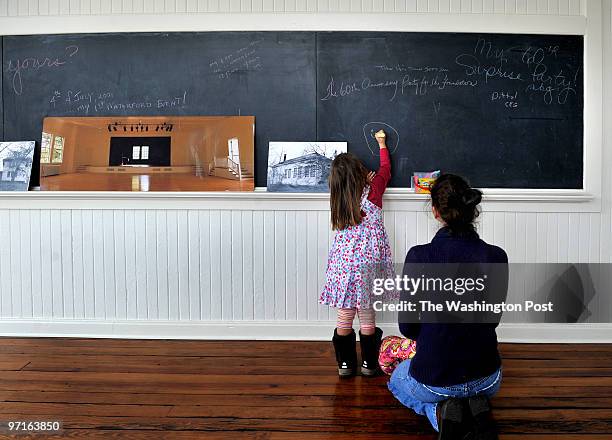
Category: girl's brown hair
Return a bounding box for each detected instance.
[329,153,369,230]
[430,173,482,235]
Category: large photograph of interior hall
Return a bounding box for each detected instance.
[39,116,255,191]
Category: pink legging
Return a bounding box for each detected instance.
[336,308,376,333]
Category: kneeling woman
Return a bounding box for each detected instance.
[388,174,508,440]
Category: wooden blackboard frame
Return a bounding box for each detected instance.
[0,36,3,142]
[0,6,603,212]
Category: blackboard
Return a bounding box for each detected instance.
[317,32,584,189]
[1,31,583,189]
[2,32,316,187]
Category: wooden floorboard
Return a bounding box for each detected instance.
[0,338,610,439]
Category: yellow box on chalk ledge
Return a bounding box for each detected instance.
[412,171,440,194]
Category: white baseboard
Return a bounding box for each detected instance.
[0,320,611,343]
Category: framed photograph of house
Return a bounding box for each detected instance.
[0,141,36,191]
[267,142,347,193]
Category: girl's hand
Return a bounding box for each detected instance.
[374,129,387,149]
[367,171,376,183]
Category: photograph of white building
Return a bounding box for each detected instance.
[267,142,347,192]
[0,141,36,191]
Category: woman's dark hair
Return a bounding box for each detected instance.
[429,173,482,235]
[329,153,369,230]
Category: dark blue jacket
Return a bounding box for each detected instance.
[399,226,508,386]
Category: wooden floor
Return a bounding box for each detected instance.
[0,338,610,439]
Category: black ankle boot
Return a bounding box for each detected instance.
[467,395,498,440]
[332,329,357,377]
[359,327,383,376]
[438,398,467,440]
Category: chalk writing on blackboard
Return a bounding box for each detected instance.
[6,45,79,96]
[321,73,480,102]
[433,101,441,115]
[321,38,579,107]
[521,46,580,105]
[48,90,188,115]
[455,52,524,83]
[362,122,399,155]
[374,64,449,74]
[454,37,525,84]
[462,38,580,105]
[209,40,263,80]
[491,91,519,109]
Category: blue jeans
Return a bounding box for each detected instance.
[388,359,502,432]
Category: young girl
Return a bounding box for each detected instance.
[319,130,394,377]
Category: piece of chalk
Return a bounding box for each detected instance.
[374,129,386,138]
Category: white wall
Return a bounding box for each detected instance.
[0,0,589,16]
[0,0,610,341]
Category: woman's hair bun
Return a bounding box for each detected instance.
[461,188,482,207]
[429,174,482,235]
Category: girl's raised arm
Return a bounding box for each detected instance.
[367,130,392,207]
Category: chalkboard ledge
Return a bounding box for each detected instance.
[0,188,597,213]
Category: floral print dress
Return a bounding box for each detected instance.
[319,185,395,310]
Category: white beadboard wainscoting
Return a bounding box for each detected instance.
[0,0,610,341]
[0,195,611,341]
